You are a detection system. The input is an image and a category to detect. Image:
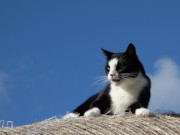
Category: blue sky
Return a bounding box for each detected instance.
[0,1,180,126]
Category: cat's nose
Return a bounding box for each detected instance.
[110,74,115,77]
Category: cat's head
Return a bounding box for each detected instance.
[102,43,144,85]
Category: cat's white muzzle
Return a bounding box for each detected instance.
[108,72,120,83]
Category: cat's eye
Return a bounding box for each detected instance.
[106,66,110,71]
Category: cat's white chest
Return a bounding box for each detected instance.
[109,74,147,114]
[110,86,137,114]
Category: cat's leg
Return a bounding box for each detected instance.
[84,107,101,117]
[62,113,79,119]
[84,98,111,117]
[135,108,150,116]
[127,102,141,113]
[83,93,110,117]
[63,94,99,119]
[127,102,150,116]
[83,90,111,117]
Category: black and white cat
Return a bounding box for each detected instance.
[63,44,151,119]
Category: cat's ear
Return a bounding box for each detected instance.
[101,48,113,59]
[125,43,136,56]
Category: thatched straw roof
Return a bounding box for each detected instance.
[0,114,180,135]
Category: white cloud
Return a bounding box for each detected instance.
[149,58,180,113]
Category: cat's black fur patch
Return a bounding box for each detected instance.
[72,43,151,115]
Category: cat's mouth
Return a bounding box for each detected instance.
[112,79,120,82]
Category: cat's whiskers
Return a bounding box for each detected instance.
[121,73,138,75]
[98,79,109,88]
[91,76,109,88]
[118,76,133,82]
[118,73,138,82]
[119,73,138,78]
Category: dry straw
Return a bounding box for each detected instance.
[0,114,180,135]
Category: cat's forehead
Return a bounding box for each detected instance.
[108,53,126,64]
[108,58,118,67]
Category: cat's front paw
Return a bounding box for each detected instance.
[135,108,150,116]
[84,107,101,117]
[62,113,79,119]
